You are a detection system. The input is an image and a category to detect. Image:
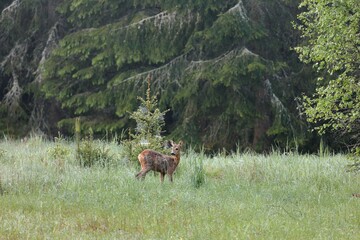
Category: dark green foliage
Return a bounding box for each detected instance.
[40,0,309,152]
[1,0,323,152]
[76,130,112,167]
[0,0,64,136]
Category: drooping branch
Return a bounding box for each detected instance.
[112,10,193,33]
[111,47,260,92]
[3,71,22,115]
[112,54,188,89]
[0,41,28,70]
[1,41,28,116]
[0,0,20,22]
[28,98,50,135]
[227,0,249,21]
[29,22,63,134]
[34,22,61,84]
[187,47,258,72]
[264,78,296,137]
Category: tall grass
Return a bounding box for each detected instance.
[0,138,359,239]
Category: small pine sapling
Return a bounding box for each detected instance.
[123,75,169,163]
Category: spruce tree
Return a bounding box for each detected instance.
[123,75,168,162]
[1,0,318,152]
[40,0,309,151]
[0,0,63,136]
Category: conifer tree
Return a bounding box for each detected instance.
[123,75,168,162]
[40,0,309,151]
[1,0,318,152]
[0,0,63,136]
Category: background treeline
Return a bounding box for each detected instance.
[0,0,343,152]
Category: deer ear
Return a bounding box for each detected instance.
[164,140,172,148]
[178,141,183,146]
[170,140,175,146]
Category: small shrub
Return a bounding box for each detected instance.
[77,136,112,167]
[191,157,205,188]
[47,139,70,160]
[122,75,168,163]
[73,120,113,167]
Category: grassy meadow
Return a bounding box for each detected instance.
[0,137,359,239]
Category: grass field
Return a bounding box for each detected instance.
[0,138,359,239]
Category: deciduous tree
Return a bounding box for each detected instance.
[295,0,360,149]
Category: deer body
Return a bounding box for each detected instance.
[136,141,183,182]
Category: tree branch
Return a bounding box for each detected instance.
[0,0,20,22]
[34,22,61,83]
[3,71,22,115]
[227,0,249,21]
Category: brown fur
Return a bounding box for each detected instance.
[136,141,183,182]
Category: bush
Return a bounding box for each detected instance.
[77,134,112,167]
[191,156,205,188]
[47,138,70,160]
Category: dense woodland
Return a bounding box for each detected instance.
[0,0,359,153]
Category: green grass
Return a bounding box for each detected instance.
[0,138,359,239]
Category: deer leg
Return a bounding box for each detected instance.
[135,170,144,179]
[168,173,173,182]
[138,168,153,180]
[136,168,150,180]
[135,170,143,178]
[135,167,146,178]
[160,172,165,182]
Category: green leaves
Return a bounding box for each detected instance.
[296,0,360,73]
[295,0,360,136]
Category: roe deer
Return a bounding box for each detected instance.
[136,140,183,182]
